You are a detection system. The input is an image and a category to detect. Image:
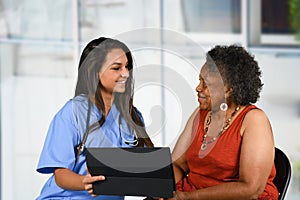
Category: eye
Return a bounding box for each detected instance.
[111,64,122,70]
[111,67,120,70]
[200,78,207,88]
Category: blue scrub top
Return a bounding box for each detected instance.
[36,95,141,200]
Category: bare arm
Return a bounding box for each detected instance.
[170,109,275,200]
[172,107,199,183]
[54,168,105,195]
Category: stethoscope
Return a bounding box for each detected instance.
[76,101,139,162]
[118,116,139,146]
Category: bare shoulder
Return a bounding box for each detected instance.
[244,107,269,123]
[180,107,200,137]
[241,107,271,137]
[172,107,200,161]
[189,107,200,121]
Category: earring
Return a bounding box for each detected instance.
[220,103,228,111]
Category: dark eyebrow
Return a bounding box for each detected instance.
[110,62,123,67]
[111,61,128,66]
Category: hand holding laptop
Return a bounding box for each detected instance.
[82,169,106,197]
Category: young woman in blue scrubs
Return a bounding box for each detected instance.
[36,37,154,199]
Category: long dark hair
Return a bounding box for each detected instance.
[75,37,153,147]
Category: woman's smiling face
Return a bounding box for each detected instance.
[195,63,227,111]
[98,48,129,98]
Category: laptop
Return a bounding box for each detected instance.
[85,147,175,198]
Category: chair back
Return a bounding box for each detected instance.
[273,147,291,200]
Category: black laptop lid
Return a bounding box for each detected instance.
[85,147,175,198]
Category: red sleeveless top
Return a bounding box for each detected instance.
[178,105,278,200]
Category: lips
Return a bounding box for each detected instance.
[197,93,207,103]
[198,93,206,99]
[117,79,127,84]
[114,79,127,92]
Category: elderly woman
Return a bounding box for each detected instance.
[169,45,278,200]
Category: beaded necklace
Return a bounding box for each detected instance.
[201,106,240,150]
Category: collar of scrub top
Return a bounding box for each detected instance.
[118,115,139,146]
[75,100,139,163]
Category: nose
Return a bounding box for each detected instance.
[121,67,129,78]
[196,78,207,93]
[196,81,203,92]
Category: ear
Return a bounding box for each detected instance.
[225,87,233,98]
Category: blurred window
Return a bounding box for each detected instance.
[0,0,72,40]
[181,0,241,33]
[262,0,292,34]
[260,0,299,46]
